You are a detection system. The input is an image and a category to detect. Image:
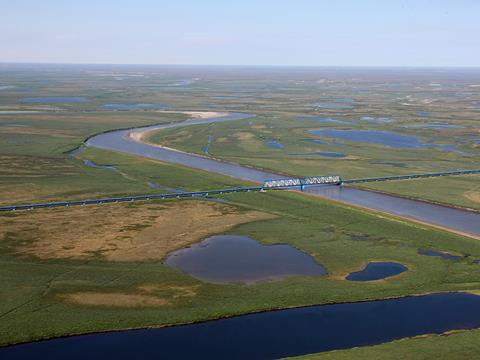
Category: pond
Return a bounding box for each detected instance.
[308,129,429,149]
[360,116,392,123]
[83,160,117,171]
[346,262,408,281]
[289,152,347,158]
[164,235,327,284]
[417,111,432,117]
[418,249,464,261]
[3,292,480,359]
[311,102,354,109]
[203,135,213,155]
[407,123,464,129]
[20,97,86,102]
[266,140,284,149]
[102,104,168,109]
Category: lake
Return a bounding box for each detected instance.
[165,235,327,284]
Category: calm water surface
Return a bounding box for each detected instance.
[346,262,408,281]
[165,235,327,284]
[3,293,480,359]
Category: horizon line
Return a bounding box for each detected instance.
[1,61,480,69]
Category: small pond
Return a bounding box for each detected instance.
[83,160,117,171]
[417,111,432,117]
[311,103,354,109]
[203,135,213,155]
[346,262,408,281]
[419,249,464,261]
[266,140,284,149]
[289,152,347,158]
[165,235,327,284]
[102,104,168,109]
[360,116,392,123]
[21,97,86,103]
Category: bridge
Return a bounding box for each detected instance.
[1,169,479,212]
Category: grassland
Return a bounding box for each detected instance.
[1,65,480,356]
[3,188,480,347]
[289,329,480,359]
[146,112,480,210]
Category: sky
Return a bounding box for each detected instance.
[1,0,479,67]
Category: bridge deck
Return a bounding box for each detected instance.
[1,169,479,211]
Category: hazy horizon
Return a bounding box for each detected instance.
[2,0,479,67]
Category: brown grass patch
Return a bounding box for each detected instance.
[59,292,170,307]
[0,126,75,137]
[59,282,202,308]
[465,191,480,204]
[2,200,275,261]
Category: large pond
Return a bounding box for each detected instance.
[3,292,480,359]
[308,129,428,149]
[165,235,327,284]
[346,262,408,281]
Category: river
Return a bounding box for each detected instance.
[86,111,480,237]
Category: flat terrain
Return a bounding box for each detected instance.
[1,64,480,356]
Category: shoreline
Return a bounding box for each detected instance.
[1,290,478,349]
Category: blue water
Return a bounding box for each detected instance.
[266,140,284,149]
[311,103,354,109]
[67,147,85,158]
[165,235,327,284]
[334,99,354,103]
[417,111,432,117]
[204,135,214,155]
[360,116,392,123]
[408,123,464,129]
[289,152,347,158]
[418,249,464,261]
[297,116,349,124]
[309,129,429,148]
[83,160,117,171]
[4,292,480,359]
[346,262,408,281]
[103,104,168,109]
[21,97,86,103]
[304,139,327,145]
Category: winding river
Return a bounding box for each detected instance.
[86,111,480,237]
